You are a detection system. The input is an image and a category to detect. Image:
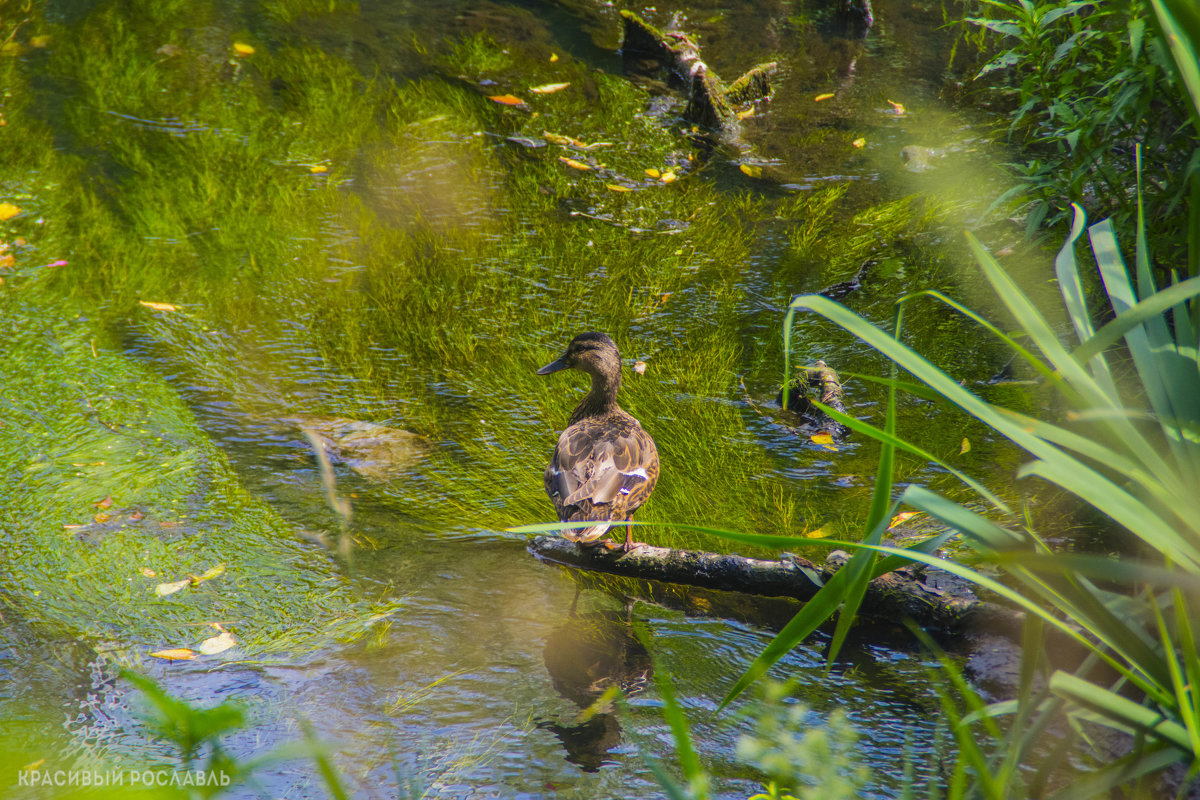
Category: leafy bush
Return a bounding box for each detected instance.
[957,0,1198,261]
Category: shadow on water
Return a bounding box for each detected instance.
[0,0,1049,796]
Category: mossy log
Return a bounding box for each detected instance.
[779,360,851,440]
[619,11,777,141]
[528,536,1024,637]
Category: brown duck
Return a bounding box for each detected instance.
[537,332,659,552]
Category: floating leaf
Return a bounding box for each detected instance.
[660,171,677,184]
[309,164,328,174]
[29,35,51,48]
[886,99,906,114]
[606,184,632,192]
[47,260,68,267]
[804,527,831,538]
[0,255,13,269]
[530,82,570,94]
[140,568,156,578]
[633,361,647,374]
[139,301,178,312]
[195,563,226,582]
[155,579,190,597]
[736,107,755,120]
[810,432,837,450]
[739,164,762,178]
[960,438,971,454]
[197,631,237,655]
[0,203,21,221]
[888,511,919,529]
[549,52,559,62]
[542,131,571,146]
[488,94,527,106]
[149,648,197,661]
[644,168,661,179]
[129,510,144,521]
[93,512,111,524]
[852,137,866,148]
[814,92,835,102]
[232,42,255,56]
[558,157,591,171]
[93,495,113,509]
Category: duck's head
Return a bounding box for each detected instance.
[537,332,621,379]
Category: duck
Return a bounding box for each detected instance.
[537,332,659,553]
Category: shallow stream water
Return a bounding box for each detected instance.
[0,0,1052,796]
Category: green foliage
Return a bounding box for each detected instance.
[735,682,872,800]
[959,0,1198,257]
[772,185,1200,793]
[0,303,397,655]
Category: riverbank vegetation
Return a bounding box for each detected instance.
[3,0,1198,796]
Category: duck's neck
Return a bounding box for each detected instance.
[569,366,622,423]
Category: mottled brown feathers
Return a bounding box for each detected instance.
[537,333,660,551]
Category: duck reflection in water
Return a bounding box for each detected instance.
[539,598,652,772]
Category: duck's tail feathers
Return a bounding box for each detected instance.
[562,522,612,544]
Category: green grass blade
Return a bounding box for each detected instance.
[1072,275,1200,364]
[1150,0,1200,135]
[787,293,1183,496]
[1089,220,1199,451]
[895,289,1057,384]
[1054,204,1120,396]
[1050,671,1192,751]
[1017,459,1200,568]
[812,399,1011,513]
[653,664,709,800]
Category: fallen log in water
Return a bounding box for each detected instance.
[619,11,777,144]
[528,535,1025,638]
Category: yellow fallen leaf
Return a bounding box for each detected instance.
[739,163,762,178]
[194,563,226,582]
[887,99,906,114]
[22,759,46,772]
[960,438,971,454]
[804,527,830,538]
[197,631,237,655]
[889,511,919,529]
[660,171,677,184]
[606,184,632,192]
[644,168,660,179]
[852,137,866,148]
[530,82,570,94]
[139,301,179,312]
[150,648,197,661]
[736,107,755,120]
[0,203,21,221]
[810,432,837,450]
[30,35,51,48]
[310,164,328,174]
[814,92,835,102]
[155,579,190,597]
[232,42,255,56]
[549,52,559,62]
[559,157,591,171]
[140,568,157,578]
[542,131,571,146]
[488,94,527,106]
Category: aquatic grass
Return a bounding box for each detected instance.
[0,303,397,656]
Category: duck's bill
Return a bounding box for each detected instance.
[536,354,570,375]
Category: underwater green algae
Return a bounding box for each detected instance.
[0,301,396,656]
[1,0,1024,569]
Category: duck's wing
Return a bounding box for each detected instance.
[545,422,658,542]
